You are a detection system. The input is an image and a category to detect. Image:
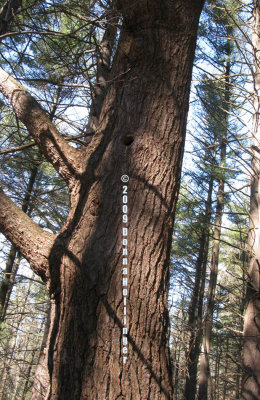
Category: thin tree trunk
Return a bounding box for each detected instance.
[184,81,222,400]
[198,53,230,400]
[242,1,260,398]
[30,308,51,400]
[236,243,246,399]
[0,244,18,321]
[173,347,180,400]
[0,280,34,399]
[22,349,37,399]
[198,139,226,400]
[0,368,8,400]
[222,338,228,400]
[184,169,214,400]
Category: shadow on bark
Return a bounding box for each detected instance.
[242,293,260,400]
[46,121,173,397]
[102,297,172,400]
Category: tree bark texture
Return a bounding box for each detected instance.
[0,0,205,398]
[31,308,51,400]
[85,3,119,141]
[242,1,260,399]
[47,5,203,397]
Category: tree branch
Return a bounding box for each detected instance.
[0,188,55,281]
[0,0,22,35]
[0,67,82,189]
[0,141,36,155]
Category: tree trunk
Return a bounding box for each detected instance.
[242,1,260,399]
[173,347,180,400]
[30,308,51,400]
[223,338,228,400]
[198,155,226,400]
[184,180,214,400]
[184,130,219,400]
[0,279,34,399]
[198,54,230,400]
[0,1,205,398]
[85,3,118,142]
[44,2,204,399]
[0,244,18,321]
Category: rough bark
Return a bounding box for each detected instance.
[45,2,204,398]
[31,308,51,400]
[0,187,54,280]
[85,3,119,142]
[242,1,260,399]
[0,0,205,398]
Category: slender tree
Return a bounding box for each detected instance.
[198,50,231,400]
[242,1,260,398]
[169,0,254,398]
[184,173,214,400]
[182,78,221,399]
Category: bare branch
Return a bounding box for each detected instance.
[0,67,82,189]
[0,141,36,155]
[0,187,55,280]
